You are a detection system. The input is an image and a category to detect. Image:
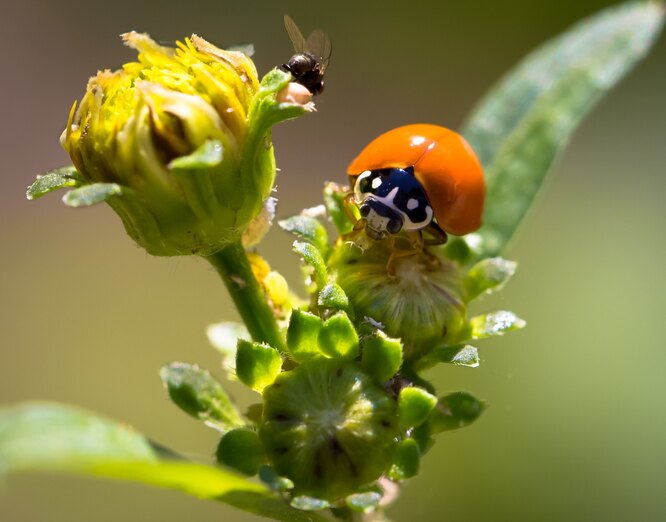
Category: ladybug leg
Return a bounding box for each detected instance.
[420,223,447,269]
[422,221,448,246]
[406,230,424,250]
[406,230,444,270]
[386,233,421,278]
[340,218,366,243]
[339,193,366,243]
[342,192,361,223]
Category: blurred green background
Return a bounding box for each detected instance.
[1,0,665,520]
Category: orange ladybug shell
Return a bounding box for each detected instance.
[347,124,485,236]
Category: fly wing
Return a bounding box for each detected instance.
[283,15,307,53]
[306,28,332,72]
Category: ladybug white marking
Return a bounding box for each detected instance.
[406,198,419,210]
[371,177,382,190]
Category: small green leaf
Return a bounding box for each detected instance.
[236,339,283,392]
[286,309,324,363]
[279,215,329,255]
[0,403,332,522]
[317,283,351,315]
[361,331,403,383]
[293,240,327,289]
[290,496,330,511]
[468,311,526,340]
[318,312,359,360]
[398,387,438,428]
[260,68,293,94]
[168,139,223,169]
[462,1,665,258]
[249,68,309,143]
[216,428,265,476]
[159,363,244,431]
[323,182,354,235]
[428,392,486,433]
[465,257,517,301]
[411,423,434,455]
[26,167,83,200]
[62,183,122,207]
[345,491,382,513]
[427,344,480,368]
[388,438,420,481]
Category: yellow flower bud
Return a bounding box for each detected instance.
[51,31,309,256]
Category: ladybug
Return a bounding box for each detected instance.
[347,124,485,245]
[279,15,332,96]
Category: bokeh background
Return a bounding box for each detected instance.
[1,0,665,521]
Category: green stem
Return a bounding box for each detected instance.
[206,241,285,351]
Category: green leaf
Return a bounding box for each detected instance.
[345,491,382,513]
[26,167,84,200]
[465,257,517,301]
[279,215,329,255]
[168,139,223,169]
[259,68,293,94]
[248,68,309,149]
[398,387,438,428]
[159,363,244,431]
[236,339,283,392]
[318,312,360,360]
[388,438,420,480]
[317,283,352,315]
[216,428,265,476]
[361,331,403,382]
[286,309,324,363]
[290,496,330,511]
[467,311,526,340]
[293,240,328,289]
[462,1,665,258]
[427,344,480,368]
[62,183,123,207]
[428,392,486,433]
[0,403,330,522]
[323,182,354,235]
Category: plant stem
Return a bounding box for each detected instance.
[206,241,285,351]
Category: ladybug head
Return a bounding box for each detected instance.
[353,167,434,239]
[358,198,403,240]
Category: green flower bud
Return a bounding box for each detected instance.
[216,427,265,475]
[329,241,466,356]
[259,358,398,500]
[55,32,310,256]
